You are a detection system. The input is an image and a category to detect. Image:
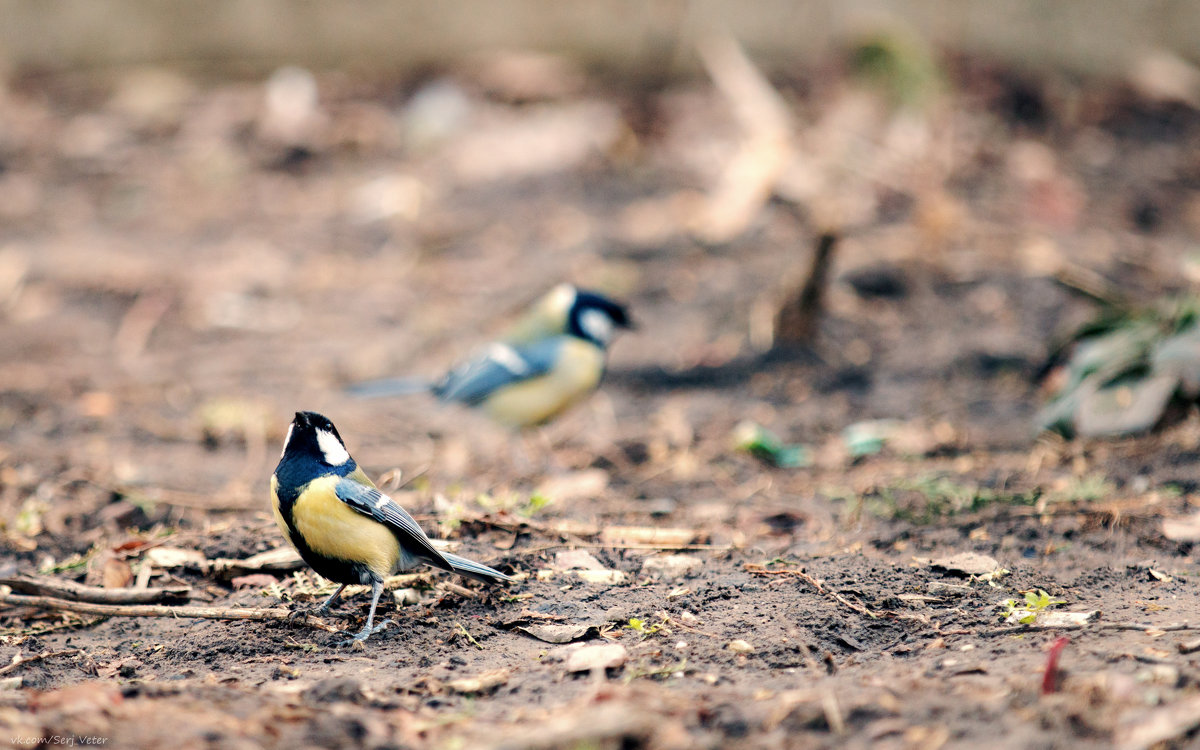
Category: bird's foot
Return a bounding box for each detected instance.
[287,603,334,626]
[337,619,396,646]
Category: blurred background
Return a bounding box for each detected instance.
[6,4,1200,748]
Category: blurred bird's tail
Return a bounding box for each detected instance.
[443,552,513,584]
[345,377,433,399]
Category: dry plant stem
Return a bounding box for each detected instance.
[513,542,734,556]
[0,592,336,631]
[0,649,81,677]
[773,232,839,347]
[972,622,1200,638]
[0,575,190,604]
[693,34,793,244]
[1052,264,1127,307]
[745,563,883,619]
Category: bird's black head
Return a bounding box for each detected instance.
[277,410,353,469]
[566,290,633,348]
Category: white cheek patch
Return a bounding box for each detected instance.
[580,308,614,345]
[315,428,350,465]
[279,423,295,459]
[488,343,531,375]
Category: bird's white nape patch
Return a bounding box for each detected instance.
[487,343,531,375]
[579,308,614,345]
[315,428,350,465]
[279,423,295,459]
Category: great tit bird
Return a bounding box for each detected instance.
[271,410,512,643]
[347,284,633,428]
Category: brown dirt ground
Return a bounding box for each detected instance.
[3,54,1200,749]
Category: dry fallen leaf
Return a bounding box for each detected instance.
[101,557,133,589]
[599,527,698,547]
[1004,610,1099,627]
[553,550,606,571]
[574,570,627,585]
[516,623,599,644]
[565,643,627,673]
[230,574,279,590]
[145,547,207,568]
[923,552,1000,577]
[536,469,609,503]
[641,555,703,581]
[1162,513,1200,542]
[30,681,123,712]
[446,668,510,694]
[1115,694,1200,750]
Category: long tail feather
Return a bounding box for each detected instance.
[442,552,513,584]
[345,377,433,399]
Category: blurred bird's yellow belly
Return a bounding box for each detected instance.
[277,475,400,578]
[484,339,604,427]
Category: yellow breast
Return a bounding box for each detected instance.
[281,475,401,578]
[483,338,604,427]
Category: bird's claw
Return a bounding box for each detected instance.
[287,603,335,627]
[336,619,397,646]
[286,608,311,626]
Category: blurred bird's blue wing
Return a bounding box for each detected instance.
[433,339,562,405]
[333,478,453,572]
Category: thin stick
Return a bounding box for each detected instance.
[513,542,734,555]
[1,575,190,605]
[745,564,884,620]
[0,649,81,677]
[774,232,839,347]
[972,622,1198,638]
[0,592,336,631]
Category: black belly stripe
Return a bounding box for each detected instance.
[273,475,379,586]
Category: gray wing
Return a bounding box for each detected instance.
[333,477,453,573]
[432,338,562,405]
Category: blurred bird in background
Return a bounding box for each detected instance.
[347,284,633,428]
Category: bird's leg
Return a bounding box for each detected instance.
[288,583,346,625]
[341,578,396,644]
[317,583,347,614]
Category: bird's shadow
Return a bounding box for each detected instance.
[607,345,825,392]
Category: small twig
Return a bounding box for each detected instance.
[206,547,306,580]
[1051,265,1127,308]
[657,612,720,638]
[454,622,484,650]
[512,542,734,555]
[439,582,476,599]
[1,575,190,605]
[745,564,884,620]
[0,649,81,677]
[0,592,336,632]
[774,232,840,347]
[972,622,1199,638]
